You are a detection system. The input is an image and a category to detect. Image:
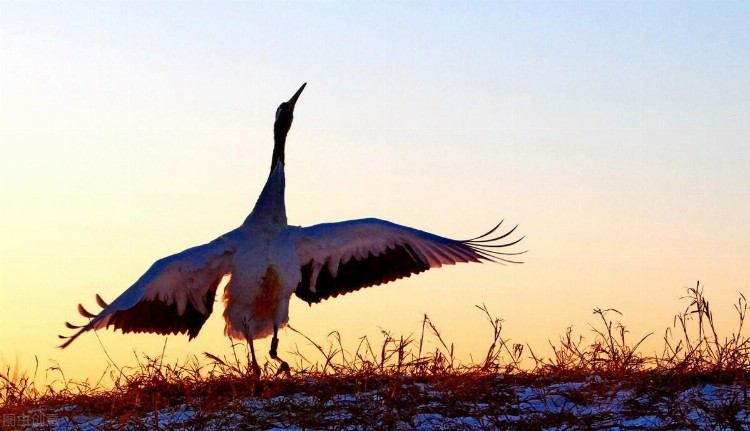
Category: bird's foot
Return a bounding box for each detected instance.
[275,361,291,377]
[251,361,262,378]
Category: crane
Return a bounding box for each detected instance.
[60,83,524,375]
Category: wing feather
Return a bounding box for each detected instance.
[291,218,523,304]
[59,231,238,348]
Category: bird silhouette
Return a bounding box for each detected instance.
[60,83,524,376]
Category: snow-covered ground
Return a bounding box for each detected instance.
[12,376,749,430]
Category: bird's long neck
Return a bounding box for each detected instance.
[244,162,287,229]
[245,92,299,230]
[245,119,289,229]
[271,122,288,173]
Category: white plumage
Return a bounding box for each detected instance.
[60,83,524,373]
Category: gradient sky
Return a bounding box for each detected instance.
[1,1,749,384]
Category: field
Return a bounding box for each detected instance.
[2,284,748,430]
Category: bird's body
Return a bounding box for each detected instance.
[224,164,299,340]
[61,84,524,374]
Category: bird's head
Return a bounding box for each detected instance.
[274,82,306,137]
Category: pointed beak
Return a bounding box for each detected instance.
[288,82,306,106]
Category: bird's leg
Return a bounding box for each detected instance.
[246,332,265,396]
[270,324,290,376]
[247,332,261,377]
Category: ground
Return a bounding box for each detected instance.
[4,372,748,430]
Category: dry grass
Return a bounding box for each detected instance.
[1,282,748,430]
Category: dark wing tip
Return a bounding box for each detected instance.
[463,220,504,242]
[462,222,526,264]
[57,333,78,349]
[77,304,96,319]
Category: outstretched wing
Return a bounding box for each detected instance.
[59,231,238,348]
[290,218,524,304]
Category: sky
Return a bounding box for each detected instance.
[1,1,749,384]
